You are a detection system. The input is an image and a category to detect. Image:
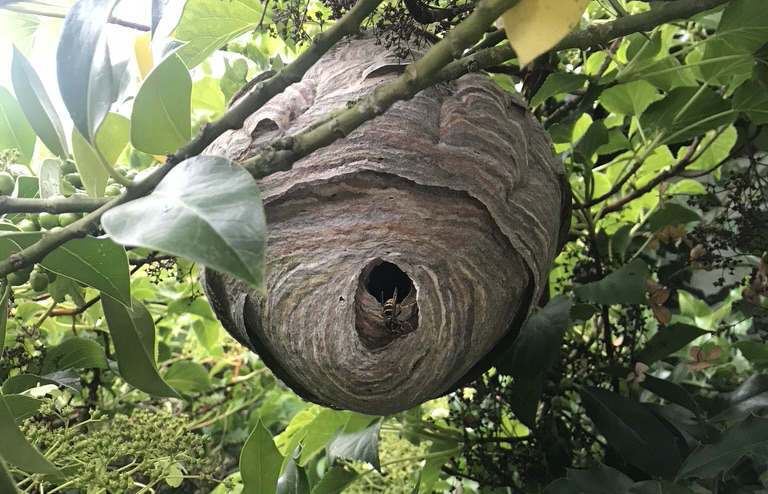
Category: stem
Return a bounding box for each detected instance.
[1,3,150,31]
[0,196,109,215]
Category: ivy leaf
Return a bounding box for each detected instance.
[574,259,649,305]
[580,386,681,478]
[40,337,108,374]
[11,45,68,158]
[677,415,768,479]
[0,392,61,476]
[240,420,284,494]
[328,417,383,472]
[174,0,266,68]
[102,156,267,290]
[130,52,191,155]
[0,86,36,165]
[101,296,181,398]
[0,232,130,306]
[56,0,120,142]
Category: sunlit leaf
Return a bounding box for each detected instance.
[72,112,130,198]
[163,360,212,393]
[56,0,120,142]
[599,80,662,117]
[102,296,181,398]
[0,86,36,165]
[11,45,68,158]
[130,53,191,154]
[241,420,284,494]
[102,156,266,289]
[530,73,588,108]
[502,0,589,66]
[574,259,649,305]
[327,417,383,472]
[40,337,108,374]
[0,391,61,475]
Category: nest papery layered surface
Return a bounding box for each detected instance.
[201,37,568,414]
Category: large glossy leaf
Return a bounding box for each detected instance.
[5,395,43,422]
[530,73,588,107]
[56,0,119,143]
[102,156,267,289]
[677,415,768,479]
[11,45,68,158]
[72,112,130,198]
[0,392,61,476]
[0,456,19,494]
[542,464,635,493]
[635,323,708,365]
[296,410,352,466]
[599,80,662,117]
[641,376,702,416]
[130,53,191,154]
[640,87,735,144]
[574,259,648,305]
[276,458,310,494]
[174,0,265,69]
[648,203,701,232]
[580,386,681,478]
[418,440,458,494]
[163,360,212,393]
[241,420,284,494]
[0,86,36,165]
[2,372,80,395]
[710,374,768,423]
[310,465,358,494]
[0,232,130,306]
[498,295,571,378]
[40,337,107,374]
[101,296,180,398]
[327,417,383,472]
[733,80,768,125]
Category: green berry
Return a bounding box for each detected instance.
[0,172,15,196]
[59,212,81,227]
[38,212,59,230]
[104,185,121,197]
[18,219,39,232]
[29,271,49,292]
[61,160,77,174]
[64,173,82,188]
[7,267,31,286]
[125,170,137,180]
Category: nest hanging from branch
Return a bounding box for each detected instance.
[201,37,570,415]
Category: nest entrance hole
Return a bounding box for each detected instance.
[366,261,413,303]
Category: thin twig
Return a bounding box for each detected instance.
[2,4,151,31]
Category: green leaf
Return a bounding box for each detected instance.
[130,53,191,154]
[72,112,130,198]
[11,45,68,158]
[174,0,265,69]
[542,464,634,493]
[310,465,358,494]
[0,285,9,357]
[710,374,768,423]
[573,121,609,165]
[635,323,708,365]
[2,373,77,394]
[327,417,383,472]
[640,87,734,144]
[498,295,572,378]
[574,259,649,305]
[56,0,119,142]
[192,76,226,114]
[599,80,662,117]
[0,456,20,494]
[38,158,62,199]
[276,458,310,494]
[102,156,267,289]
[0,232,130,306]
[418,440,458,494]
[0,86,36,165]
[101,296,181,398]
[707,0,768,54]
[733,80,768,125]
[648,203,701,232]
[677,415,768,479]
[241,420,284,494]
[507,376,544,428]
[530,73,588,107]
[580,386,681,478]
[40,337,107,374]
[163,360,212,393]
[0,392,61,475]
[296,410,352,466]
[4,395,43,422]
[641,375,702,416]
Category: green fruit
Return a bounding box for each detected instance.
[60,180,76,196]
[61,160,77,174]
[47,226,63,234]
[125,170,137,180]
[38,213,60,230]
[29,271,49,292]
[115,166,129,177]
[64,173,83,188]
[43,268,57,282]
[104,185,121,197]
[7,266,32,286]
[18,219,39,232]
[59,212,82,227]
[0,172,15,196]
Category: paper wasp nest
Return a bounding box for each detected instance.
[201,37,570,415]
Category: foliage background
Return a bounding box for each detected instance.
[0,0,767,492]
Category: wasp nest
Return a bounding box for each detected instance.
[201,37,570,415]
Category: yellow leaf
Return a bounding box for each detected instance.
[134,32,153,80]
[502,0,589,66]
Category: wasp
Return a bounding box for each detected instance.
[378,287,416,337]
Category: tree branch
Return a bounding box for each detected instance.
[2,3,151,31]
[0,0,386,278]
[0,196,109,215]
